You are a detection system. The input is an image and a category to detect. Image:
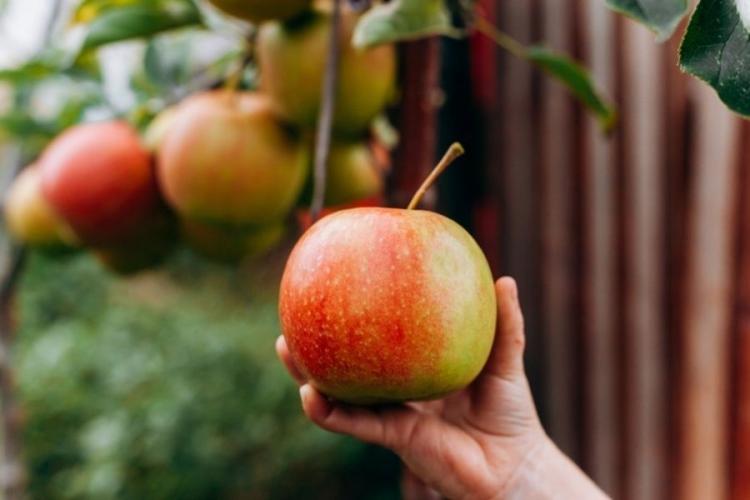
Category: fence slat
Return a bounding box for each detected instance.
[621,21,668,500]
[495,0,545,410]
[677,81,741,500]
[731,123,750,500]
[581,1,618,495]
[539,0,579,462]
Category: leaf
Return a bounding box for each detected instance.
[737,0,750,31]
[527,47,617,132]
[680,0,750,116]
[73,0,140,24]
[353,0,461,49]
[81,1,203,51]
[606,0,688,41]
[0,60,59,84]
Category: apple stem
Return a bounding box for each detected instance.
[407,142,465,210]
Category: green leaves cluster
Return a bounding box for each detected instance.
[0,0,241,156]
[606,0,750,117]
[353,0,616,130]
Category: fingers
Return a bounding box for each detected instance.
[275,336,306,385]
[484,277,526,379]
[299,384,421,452]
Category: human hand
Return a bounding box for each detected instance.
[276,277,608,499]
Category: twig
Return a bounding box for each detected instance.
[310,0,343,223]
[0,247,26,500]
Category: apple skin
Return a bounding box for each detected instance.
[257,7,397,136]
[157,91,308,227]
[181,219,285,263]
[3,166,76,248]
[208,0,312,22]
[38,121,161,247]
[279,207,497,404]
[299,141,383,207]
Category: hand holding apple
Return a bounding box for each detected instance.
[277,278,610,500]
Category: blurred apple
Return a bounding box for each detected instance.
[38,121,163,247]
[157,91,308,227]
[299,141,383,207]
[3,166,75,248]
[208,0,312,23]
[258,6,397,136]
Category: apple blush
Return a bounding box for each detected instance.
[279,144,497,404]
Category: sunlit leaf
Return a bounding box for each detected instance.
[81,1,203,51]
[353,0,461,48]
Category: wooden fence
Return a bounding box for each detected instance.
[396,1,750,499]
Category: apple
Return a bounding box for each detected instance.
[3,166,75,248]
[279,144,496,404]
[181,219,285,263]
[157,91,308,227]
[208,0,312,23]
[38,121,162,247]
[257,6,397,136]
[299,141,383,207]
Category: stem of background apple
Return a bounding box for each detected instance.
[310,0,342,222]
[406,142,465,210]
[223,29,257,95]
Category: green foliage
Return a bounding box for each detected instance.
[680,0,750,116]
[353,0,461,49]
[16,252,401,499]
[606,0,688,40]
[527,47,617,132]
[79,1,204,52]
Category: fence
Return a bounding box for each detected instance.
[393,2,750,499]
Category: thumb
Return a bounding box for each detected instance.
[483,277,525,379]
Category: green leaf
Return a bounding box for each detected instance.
[353,0,461,49]
[81,1,203,51]
[527,47,617,132]
[606,0,688,41]
[0,60,59,84]
[680,0,750,116]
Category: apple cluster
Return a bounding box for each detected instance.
[2,0,397,274]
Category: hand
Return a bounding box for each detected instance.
[276,277,608,500]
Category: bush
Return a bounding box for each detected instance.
[16,251,400,500]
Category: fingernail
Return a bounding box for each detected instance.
[299,384,312,404]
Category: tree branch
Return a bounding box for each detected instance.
[310,0,343,223]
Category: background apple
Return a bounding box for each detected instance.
[38,121,161,247]
[157,91,308,227]
[208,0,312,23]
[279,207,497,404]
[258,6,397,136]
[298,141,383,207]
[3,166,75,248]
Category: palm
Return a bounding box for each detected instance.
[276,278,544,499]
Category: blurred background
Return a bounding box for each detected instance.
[0,0,748,499]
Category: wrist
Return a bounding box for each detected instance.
[497,436,610,500]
